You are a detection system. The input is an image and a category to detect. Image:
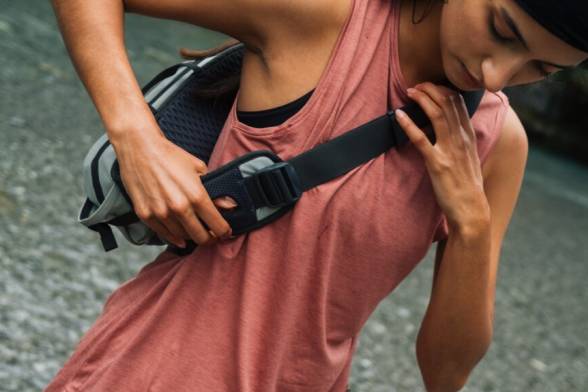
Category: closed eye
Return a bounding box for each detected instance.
[488,9,551,77]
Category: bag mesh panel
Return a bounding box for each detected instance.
[156,45,244,163]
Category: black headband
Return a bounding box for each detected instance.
[514,1,588,53]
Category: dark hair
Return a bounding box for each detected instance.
[411,0,447,24]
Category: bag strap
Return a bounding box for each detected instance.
[288,89,484,191]
[196,89,484,239]
[167,89,484,256]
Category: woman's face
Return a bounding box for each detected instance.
[439,0,588,92]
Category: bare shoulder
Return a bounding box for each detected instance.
[482,105,529,182]
[480,104,528,250]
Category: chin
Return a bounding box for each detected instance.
[443,55,482,91]
[439,56,465,91]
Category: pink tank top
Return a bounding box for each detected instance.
[46,0,509,390]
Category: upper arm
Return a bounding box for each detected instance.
[432,105,528,287]
[123,0,346,53]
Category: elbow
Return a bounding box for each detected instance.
[417,359,468,392]
[417,360,476,392]
[419,369,469,392]
[416,331,494,392]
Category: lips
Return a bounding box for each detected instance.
[460,62,482,89]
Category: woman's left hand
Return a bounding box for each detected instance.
[395,82,491,232]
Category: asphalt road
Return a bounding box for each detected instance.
[1,1,587,391]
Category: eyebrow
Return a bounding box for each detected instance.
[499,7,575,70]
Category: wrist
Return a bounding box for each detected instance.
[105,108,165,148]
[448,203,491,240]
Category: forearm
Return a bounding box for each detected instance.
[51,0,159,141]
[416,221,495,391]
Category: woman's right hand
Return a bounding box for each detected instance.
[110,125,237,248]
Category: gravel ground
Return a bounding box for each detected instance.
[1,1,587,391]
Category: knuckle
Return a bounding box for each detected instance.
[194,159,208,173]
[221,223,232,237]
[188,191,205,206]
[195,233,211,246]
[170,199,190,215]
[435,156,452,172]
[430,109,444,121]
[135,206,152,221]
[414,135,429,147]
[153,205,170,220]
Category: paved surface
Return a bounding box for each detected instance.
[1,1,587,391]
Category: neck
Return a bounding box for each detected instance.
[398,0,448,88]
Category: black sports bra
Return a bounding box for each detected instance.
[236,89,315,128]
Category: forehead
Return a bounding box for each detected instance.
[497,0,588,65]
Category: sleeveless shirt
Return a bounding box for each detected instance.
[45,0,510,391]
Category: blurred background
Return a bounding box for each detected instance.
[1,1,587,391]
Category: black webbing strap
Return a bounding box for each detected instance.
[288,89,484,191]
[169,89,484,255]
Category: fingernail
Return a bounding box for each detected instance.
[226,198,238,208]
[221,229,233,240]
[395,109,406,119]
[407,88,416,94]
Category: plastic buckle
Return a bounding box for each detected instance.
[251,162,302,208]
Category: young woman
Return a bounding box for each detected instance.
[47,0,588,391]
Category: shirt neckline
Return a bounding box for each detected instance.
[227,0,358,137]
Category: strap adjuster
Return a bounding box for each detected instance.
[248,162,302,208]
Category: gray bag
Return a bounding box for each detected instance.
[78,133,163,248]
[78,43,244,251]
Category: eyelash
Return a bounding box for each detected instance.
[488,15,551,78]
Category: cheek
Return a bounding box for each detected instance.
[440,4,488,63]
[439,3,494,88]
[439,6,465,56]
[439,9,461,69]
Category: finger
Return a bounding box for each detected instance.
[203,230,220,246]
[213,196,238,210]
[414,83,462,139]
[446,95,467,143]
[455,94,477,141]
[143,216,186,247]
[395,109,435,158]
[193,194,233,239]
[406,87,450,143]
[159,215,191,242]
[175,206,216,245]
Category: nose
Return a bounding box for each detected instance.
[481,55,524,92]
